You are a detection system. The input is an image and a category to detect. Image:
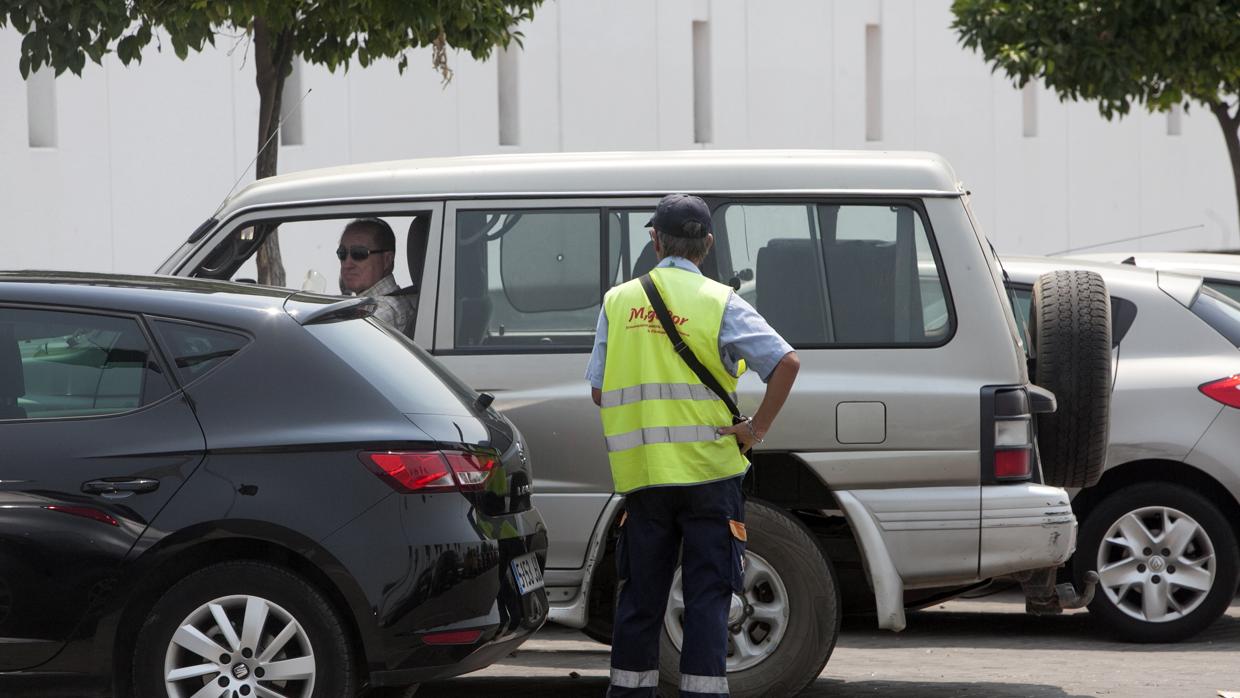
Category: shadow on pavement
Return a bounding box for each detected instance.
[419,675,609,696]
[837,604,1240,653]
[419,677,1089,697]
[804,679,1092,697]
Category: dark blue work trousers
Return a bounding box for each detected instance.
[607,475,745,698]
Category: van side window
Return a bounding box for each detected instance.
[0,308,171,420]
[455,209,603,349]
[715,202,952,347]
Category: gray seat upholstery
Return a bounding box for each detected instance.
[823,240,897,343]
[632,242,658,279]
[0,323,27,419]
[755,239,830,345]
[454,220,493,346]
[380,214,432,337]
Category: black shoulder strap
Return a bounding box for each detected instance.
[639,274,741,420]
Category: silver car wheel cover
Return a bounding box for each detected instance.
[663,551,791,673]
[162,594,316,698]
[1096,505,1216,624]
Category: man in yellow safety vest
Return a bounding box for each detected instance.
[586,193,799,698]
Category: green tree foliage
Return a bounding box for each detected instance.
[2,0,542,283]
[952,1,1240,239]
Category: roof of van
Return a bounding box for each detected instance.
[218,150,963,214]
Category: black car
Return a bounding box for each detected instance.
[0,272,548,697]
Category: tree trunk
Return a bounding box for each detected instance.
[1210,101,1240,248]
[252,18,294,287]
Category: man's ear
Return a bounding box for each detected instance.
[383,251,396,275]
[649,229,662,257]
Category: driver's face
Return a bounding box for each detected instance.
[339,229,389,294]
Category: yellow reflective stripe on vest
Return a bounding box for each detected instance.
[599,382,737,408]
[605,424,722,453]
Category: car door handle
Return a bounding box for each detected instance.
[82,478,160,496]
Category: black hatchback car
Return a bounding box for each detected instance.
[0,272,548,697]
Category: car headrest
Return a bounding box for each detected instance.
[632,242,658,278]
[407,214,431,289]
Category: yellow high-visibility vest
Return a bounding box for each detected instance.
[600,266,749,493]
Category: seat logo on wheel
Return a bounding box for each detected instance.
[232,663,250,680]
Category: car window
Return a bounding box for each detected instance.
[1009,286,1032,353]
[200,214,431,298]
[608,209,658,285]
[306,317,478,416]
[1191,286,1240,349]
[0,308,171,420]
[455,209,603,349]
[152,321,250,384]
[1206,279,1240,305]
[714,202,952,347]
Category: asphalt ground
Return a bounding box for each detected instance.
[419,591,1240,698]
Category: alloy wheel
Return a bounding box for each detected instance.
[162,594,316,698]
[664,551,791,672]
[1096,505,1216,623]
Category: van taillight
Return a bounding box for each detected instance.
[362,450,497,493]
[1199,375,1240,408]
[993,416,1033,480]
[985,387,1035,482]
[994,448,1031,479]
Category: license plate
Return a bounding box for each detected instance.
[510,552,544,595]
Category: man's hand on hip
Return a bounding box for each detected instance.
[717,420,760,453]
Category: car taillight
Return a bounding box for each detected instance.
[361,450,497,494]
[1200,375,1240,408]
[994,448,1031,479]
[985,387,1035,482]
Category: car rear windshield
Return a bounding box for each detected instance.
[306,318,480,416]
[1191,286,1240,349]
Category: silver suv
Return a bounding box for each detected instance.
[156,151,1103,697]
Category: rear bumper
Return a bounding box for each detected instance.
[835,482,1076,631]
[368,628,535,687]
[979,483,1076,578]
[322,495,549,680]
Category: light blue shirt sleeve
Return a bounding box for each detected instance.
[719,292,794,383]
[585,307,608,389]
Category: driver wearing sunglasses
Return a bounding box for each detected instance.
[337,217,416,334]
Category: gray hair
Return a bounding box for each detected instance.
[657,225,711,263]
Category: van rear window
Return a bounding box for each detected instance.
[1191,286,1240,349]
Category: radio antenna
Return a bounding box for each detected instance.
[210,87,313,218]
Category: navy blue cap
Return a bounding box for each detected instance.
[645,193,712,238]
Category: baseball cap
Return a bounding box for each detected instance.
[645,193,712,238]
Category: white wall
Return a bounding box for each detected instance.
[1,0,1236,275]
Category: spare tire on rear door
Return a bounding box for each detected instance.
[1028,269,1112,489]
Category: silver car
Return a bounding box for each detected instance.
[155,151,1100,696]
[1074,251,1240,304]
[1003,255,1240,642]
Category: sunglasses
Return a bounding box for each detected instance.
[336,245,393,262]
